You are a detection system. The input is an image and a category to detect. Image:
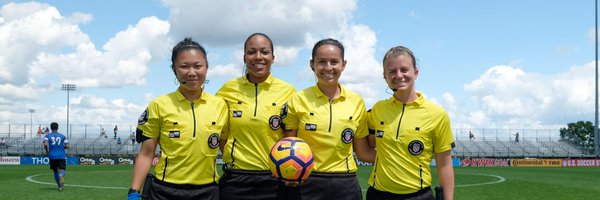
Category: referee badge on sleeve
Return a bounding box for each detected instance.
[280,103,288,119]
[208,133,220,149]
[138,109,148,125]
[269,115,281,130]
[341,128,354,144]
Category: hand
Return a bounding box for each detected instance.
[127,191,141,200]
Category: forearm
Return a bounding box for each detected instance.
[131,140,157,190]
[285,129,298,137]
[435,152,454,200]
[353,137,375,163]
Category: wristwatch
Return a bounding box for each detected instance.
[128,188,140,194]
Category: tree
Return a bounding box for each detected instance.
[559,121,595,154]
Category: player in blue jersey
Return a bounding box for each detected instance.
[43,122,70,191]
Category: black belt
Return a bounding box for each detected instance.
[227,169,272,175]
[153,178,216,189]
[310,172,356,178]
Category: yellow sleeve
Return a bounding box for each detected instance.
[354,98,369,139]
[282,95,299,130]
[434,111,454,153]
[137,100,160,139]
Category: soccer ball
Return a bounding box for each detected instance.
[269,137,314,183]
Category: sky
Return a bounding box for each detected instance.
[0,0,597,137]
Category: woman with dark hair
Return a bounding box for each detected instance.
[128,38,228,200]
[217,33,295,200]
[282,38,368,200]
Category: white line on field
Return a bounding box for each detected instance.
[360,173,506,191]
[455,173,506,187]
[25,173,128,190]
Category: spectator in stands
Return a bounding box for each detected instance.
[515,132,519,143]
[128,38,227,200]
[117,137,122,145]
[469,131,475,141]
[365,46,455,200]
[43,122,70,191]
[130,132,135,146]
[113,125,118,139]
[44,127,50,135]
[0,137,6,150]
[100,128,107,138]
[37,126,43,138]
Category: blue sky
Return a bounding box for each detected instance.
[0,0,596,135]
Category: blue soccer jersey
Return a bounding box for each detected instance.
[44,132,68,159]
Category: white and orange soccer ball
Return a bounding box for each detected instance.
[268,137,314,183]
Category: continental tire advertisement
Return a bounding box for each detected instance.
[510,159,562,167]
[79,156,135,165]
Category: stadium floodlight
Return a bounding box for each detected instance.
[594,0,600,157]
[28,109,35,138]
[61,84,76,138]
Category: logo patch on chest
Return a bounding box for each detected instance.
[408,140,424,155]
[304,123,317,131]
[376,130,384,138]
[169,131,180,138]
[341,128,354,144]
[208,133,220,149]
[232,111,242,118]
[269,115,281,130]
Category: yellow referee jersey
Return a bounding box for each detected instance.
[137,89,228,185]
[217,74,295,171]
[282,85,368,173]
[367,92,454,194]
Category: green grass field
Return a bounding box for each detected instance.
[1,165,598,200]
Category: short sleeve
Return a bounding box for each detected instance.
[281,95,299,130]
[354,98,369,139]
[433,111,454,153]
[137,101,160,139]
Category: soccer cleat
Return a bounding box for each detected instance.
[58,187,63,191]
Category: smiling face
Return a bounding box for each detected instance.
[311,44,346,86]
[173,49,207,93]
[383,54,418,94]
[244,34,274,84]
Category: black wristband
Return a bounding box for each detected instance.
[128,188,140,194]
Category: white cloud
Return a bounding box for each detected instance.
[208,63,243,79]
[163,0,357,47]
[459,63,595,128]
[274,46,300,67]
[0,2,89,84]
[30,16,171,88]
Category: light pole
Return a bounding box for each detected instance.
[62,84,76,138]
[29,109,35,138]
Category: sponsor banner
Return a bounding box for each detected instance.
[431,158,461,167]
[511,159,562,167]
[79,157,135,165]
[562,159,600,167]
[460,158,510,167]
[21,157,79,165]
[0,156,20,165]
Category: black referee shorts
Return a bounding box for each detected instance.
[284,172,362,200]
[366,186,434,200]
[219,169,286,200]
[150,178,218,200]
[49,159,66,172]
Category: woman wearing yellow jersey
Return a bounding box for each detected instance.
[366,46,455,200]
[128,38,228,200]
[217,33,296,200]
[282,38,368,200]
